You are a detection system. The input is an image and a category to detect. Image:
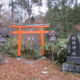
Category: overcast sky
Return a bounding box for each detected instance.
[0,0,48,15]
[78,0,80,2]
[32,0,48,15]
[1,0,80,15]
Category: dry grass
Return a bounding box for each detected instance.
[0,57,80,80]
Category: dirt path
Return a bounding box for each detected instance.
[0,58,80,80]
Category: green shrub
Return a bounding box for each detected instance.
[0,38,18,57]
[0,38,42,59]
[0,37,68,62]
[32,49,42,59]
[22,43,42,59]
[44,43,54,59]
[22,42,32,54]
[44,38,68,64]
[54,39,68,63]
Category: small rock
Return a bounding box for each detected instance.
[44,67,48,70]
[16,58,21,60]
[41,71,48,74]
[40,57,46,60]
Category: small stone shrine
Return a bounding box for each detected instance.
[48,30,57,61]
[62,34,80,72]
[0,34,7,63]
[49,30,57,42]
[0,34,7,43]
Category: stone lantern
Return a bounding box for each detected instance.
[49,30,57,42]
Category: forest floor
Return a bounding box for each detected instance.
[0,57,80,80]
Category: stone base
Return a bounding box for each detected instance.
[62,62,80,73]
[0,59,8,64]
[67,57,80,64]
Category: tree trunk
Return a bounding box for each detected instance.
[12,0,14,22]
[62,0,67,37]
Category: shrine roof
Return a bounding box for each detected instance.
[11,24,50,28]
[12,23,49,26]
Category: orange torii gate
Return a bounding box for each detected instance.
[11,24,49,57]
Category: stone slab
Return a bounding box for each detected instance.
[67,34,80,57]
[0,37,7,43]
[67,57,80,64]
[62,62,80,73]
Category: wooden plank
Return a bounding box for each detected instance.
[17,28,22,57]
[12,25,49,28]
[12,31,49,34]
[40,27,45,55]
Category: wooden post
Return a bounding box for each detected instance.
[40,27,45,55]
[18,27,22,57]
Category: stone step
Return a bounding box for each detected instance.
[62,62,80,73]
